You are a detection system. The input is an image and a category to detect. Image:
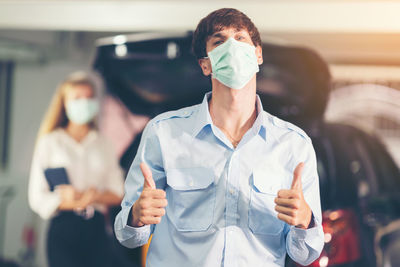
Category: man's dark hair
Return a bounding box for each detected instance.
[192,8,262,59]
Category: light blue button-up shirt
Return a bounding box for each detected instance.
[115,92,324,267]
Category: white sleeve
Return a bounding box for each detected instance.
[28,136,61,220]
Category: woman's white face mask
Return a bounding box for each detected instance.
[65,98,99,125]
[206,37,260,90]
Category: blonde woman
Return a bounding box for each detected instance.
[28,72,124,267]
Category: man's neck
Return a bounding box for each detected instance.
[209,78,257,146]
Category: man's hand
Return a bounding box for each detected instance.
[131,162,168,227]
[274,162,312,229]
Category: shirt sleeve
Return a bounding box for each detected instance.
[28,136,61,220]
[114,121,166,249]
[285,139,324,266]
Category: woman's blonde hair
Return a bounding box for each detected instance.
[37,72,98,139]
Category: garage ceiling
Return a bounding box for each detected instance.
[0,1,400,32]
[1,1,400,64]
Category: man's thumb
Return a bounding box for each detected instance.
[140,162,156,189]
[291,162,304,190]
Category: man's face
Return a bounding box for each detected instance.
[199,27,263,77]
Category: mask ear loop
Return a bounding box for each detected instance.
[202,56,214,77]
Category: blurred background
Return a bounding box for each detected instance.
[0,1,400,267]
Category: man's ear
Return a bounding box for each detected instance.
[256,45,263,65]
[198,58,212,76]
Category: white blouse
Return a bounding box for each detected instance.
[28,128,125,220]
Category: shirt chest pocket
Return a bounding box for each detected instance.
[166,167,216,232]
[249,168,286,235]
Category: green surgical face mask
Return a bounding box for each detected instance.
[206,37,260,90]
[65,98,99,125]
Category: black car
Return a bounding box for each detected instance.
[93,32,400,267]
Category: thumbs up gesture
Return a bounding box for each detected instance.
[274,162,312,229]
[131,162,168,227]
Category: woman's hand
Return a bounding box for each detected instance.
[57,185,120,211]
[56,185,80,203]
[75,188,99,209]
[57,186,98,210]
[56,185,85,210]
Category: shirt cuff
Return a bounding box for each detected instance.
[115,205,151,248]
[293,212,319,236]
[290,212,324,248]
[291,223,320,240]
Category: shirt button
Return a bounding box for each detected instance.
[189,180,194,187]
[229,189,234,195]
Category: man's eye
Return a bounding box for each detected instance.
[236,36,244,40]
[214,40,223,45]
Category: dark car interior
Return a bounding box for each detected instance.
[93,32,400,267]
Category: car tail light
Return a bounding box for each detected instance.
[298,209,361,267]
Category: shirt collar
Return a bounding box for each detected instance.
[59,128,98,146]
[253,94,267,141]
[191,92,267,142]
[191,92,214,138]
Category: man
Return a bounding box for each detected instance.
[115,8,324,267]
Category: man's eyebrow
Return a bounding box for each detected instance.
[234,28,249,35]
[210,32,226,39]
